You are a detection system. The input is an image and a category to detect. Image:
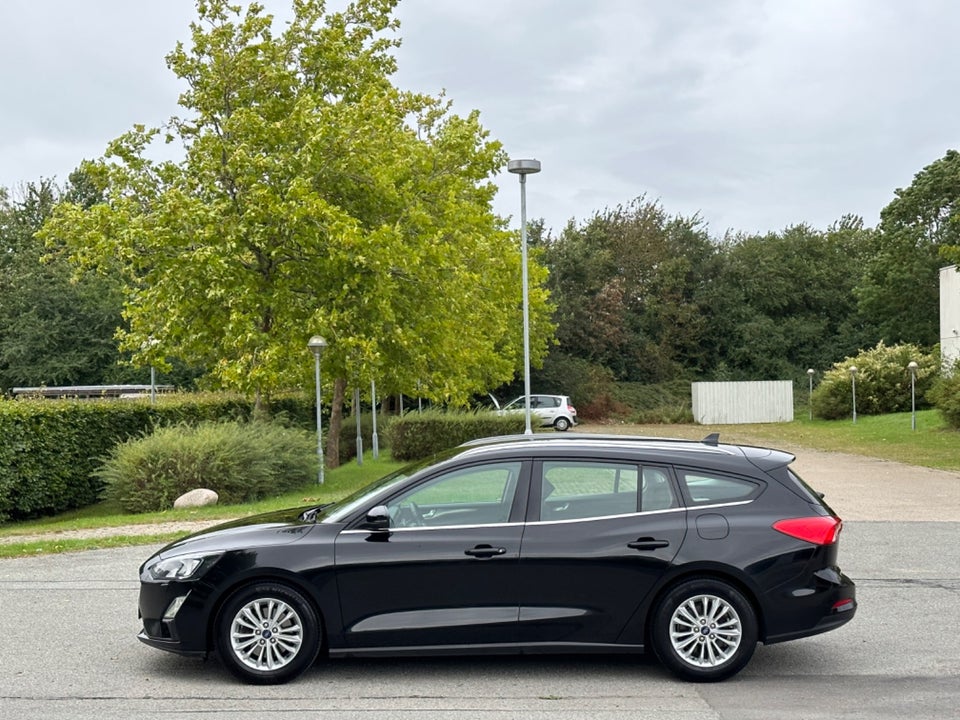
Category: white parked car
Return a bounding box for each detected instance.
[494,394,578,431]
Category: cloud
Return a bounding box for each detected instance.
[2,0,958,236]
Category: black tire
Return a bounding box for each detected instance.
[554,417,571,432]
[650,578,758,682]
[216,582,321,685]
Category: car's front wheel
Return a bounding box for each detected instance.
[650,578,758,682]
[554,417,571,431]
[216,582,321,685]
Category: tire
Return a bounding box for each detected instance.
[650,578,758,682]
[554,417,571,432]
[216,582,321,685]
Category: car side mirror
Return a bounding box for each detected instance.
[361,505,391,532]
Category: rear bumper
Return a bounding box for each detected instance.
[764,568,857,644]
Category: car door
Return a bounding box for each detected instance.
[334,460,529,649]
[516,459,687,645]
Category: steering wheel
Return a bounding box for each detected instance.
[394,501,423,528]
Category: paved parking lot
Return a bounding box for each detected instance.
[0,449,957,719]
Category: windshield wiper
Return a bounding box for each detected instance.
[299,503,333,523]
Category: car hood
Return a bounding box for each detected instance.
[149,506,317,560]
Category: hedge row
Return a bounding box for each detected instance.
[386,410,527,461]
[0,394,313,523]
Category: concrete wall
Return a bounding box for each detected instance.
[692,381,794,424]
[942,265,960,368]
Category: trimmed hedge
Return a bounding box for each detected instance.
[386,410,527,461]
[0,393,315,523]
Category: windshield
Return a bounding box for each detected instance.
[321,450,458,523]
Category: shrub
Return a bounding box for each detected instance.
[386,410,526,461]
[532,353,617,413]
[928,361,960,428]
[615,380,694,424]
[98,421,319,514]
[811,342,939,420]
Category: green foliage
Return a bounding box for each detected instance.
[39,0,553,412]
[386,410,526,461]
[704,218,877,380]
[542,198,715,382]
[98,421,318,514]
[810,342,939,420]
[857,149,960,344]
[531,352,617,419]
[615,380,694,424]
[0,176,128,391]
[927,363,960,428]
[0,400,152,522]
[0,393,316,522]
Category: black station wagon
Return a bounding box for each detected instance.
[137,434,857,684]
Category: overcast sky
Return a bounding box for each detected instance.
[2,0,958,237]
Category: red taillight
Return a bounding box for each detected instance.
[772,516,842,545]
[568,405,577,416]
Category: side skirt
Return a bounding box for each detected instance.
[328,642,645,659]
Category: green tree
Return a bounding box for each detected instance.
[40,0,551,463]
[0,176,126,390]
[705,219,877,381]
[857,149,960,344]
[541,197,715,382]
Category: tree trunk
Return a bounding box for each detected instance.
[325,377,347,469]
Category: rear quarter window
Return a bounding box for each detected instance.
[676,468,763,505]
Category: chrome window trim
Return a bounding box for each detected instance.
[339,499,755,534]
[341,521,524,535]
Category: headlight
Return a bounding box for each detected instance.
[146,552,222,582]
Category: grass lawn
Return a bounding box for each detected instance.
[600,409,960,471]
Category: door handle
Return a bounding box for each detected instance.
[628,538,670,551]
[465,544,507,558]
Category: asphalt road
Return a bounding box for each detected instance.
[1,453,958,719]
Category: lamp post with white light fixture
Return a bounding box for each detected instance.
[307,336,328,484]
[507,158,541,435]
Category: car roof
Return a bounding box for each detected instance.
[456,433,794,473]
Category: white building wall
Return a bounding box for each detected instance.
[941,265,960,368]
[692,381,794,424]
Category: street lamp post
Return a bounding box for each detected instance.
[507,157,541,435]
[807,368,815,420]
[908,361,918,431]
[849,366,858,424]
[354,387,363,466]
[371,379,379,460]
[307,336,328,484]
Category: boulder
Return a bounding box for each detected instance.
[174,488,219,509]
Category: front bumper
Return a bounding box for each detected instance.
[138,581,211,656]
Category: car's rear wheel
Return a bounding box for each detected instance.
[554,417,571,431]
[216,582,321,685]
[651,578,757,682]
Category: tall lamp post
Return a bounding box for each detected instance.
[807,368,815,420]
[908,361,918,431]
[307,336,327,484]
[371,379,379,460]
[507,157,541,435]
[849,366,858,424]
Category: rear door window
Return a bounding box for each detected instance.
[540,460,639,521]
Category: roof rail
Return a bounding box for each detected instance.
[459,433,726,449]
